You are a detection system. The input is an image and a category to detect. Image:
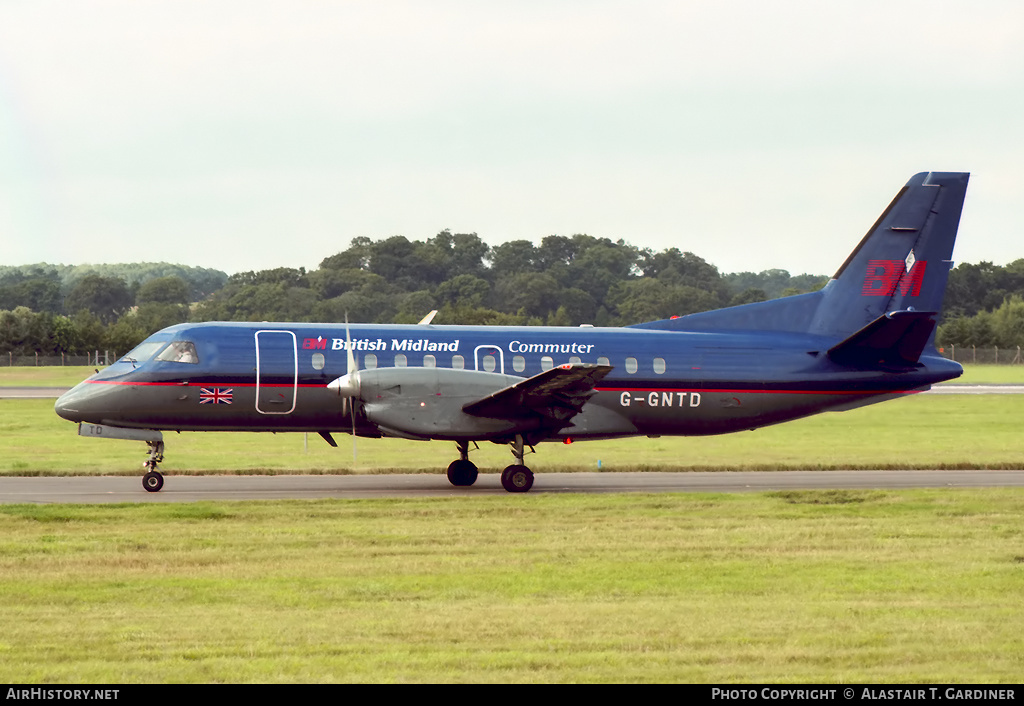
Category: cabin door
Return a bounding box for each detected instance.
[255,330,298,414]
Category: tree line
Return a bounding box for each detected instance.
[1,232,1020,356]
[0,263,227,357]
[935,261,1024,349]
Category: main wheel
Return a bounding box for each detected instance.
[500,464,534,493]
[446,459,479,487]
[142,471,164,493]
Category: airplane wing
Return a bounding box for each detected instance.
[462,363,613,426]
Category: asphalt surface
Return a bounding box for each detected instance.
[0,387,73,398]
[926,385,1024,394]
[2,470,1024,504]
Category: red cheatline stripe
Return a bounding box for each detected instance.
[84,380,327,389]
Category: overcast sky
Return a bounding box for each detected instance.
[1,1,1021,277]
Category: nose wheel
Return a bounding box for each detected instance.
[142,470,164,492]
[142,440,165,492]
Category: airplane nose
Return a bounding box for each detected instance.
[54,386,83,422]
[54,382,109,424]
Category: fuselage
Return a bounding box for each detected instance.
[54,320,962,443]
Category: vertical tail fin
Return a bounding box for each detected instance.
[634,172,970,341]
[809,171,969,338]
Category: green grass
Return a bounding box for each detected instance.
[0,366,100,387]
[0,490,1021,682]
[5,393,1024,476]
[955,364,1024,384]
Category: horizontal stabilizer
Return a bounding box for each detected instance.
[826,310,937,368]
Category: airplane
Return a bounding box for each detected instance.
[54,172,970,493]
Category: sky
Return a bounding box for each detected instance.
[0,0,1022,277]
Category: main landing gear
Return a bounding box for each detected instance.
[501,434,534,493]
[444,435,535,493]
[446,441,479,487]
[142,440,165,492]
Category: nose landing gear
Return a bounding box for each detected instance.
[74,424,168,494]
[142,440,165,492]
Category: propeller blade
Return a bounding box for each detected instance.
[345,313,358,467]
[327,314,361,398]
[345,315,356,378]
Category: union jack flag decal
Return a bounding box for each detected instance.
[199,387,233,404]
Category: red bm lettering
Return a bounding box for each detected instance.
[302,338,327,350]
[862,259,926,296]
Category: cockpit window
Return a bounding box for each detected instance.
[119,341,167,364]
[156,341,200,364]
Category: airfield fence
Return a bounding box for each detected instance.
[940,346,1024,365]
[2,351,116,367]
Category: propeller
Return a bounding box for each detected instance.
[327,317,361,400]
[326,315,360,465]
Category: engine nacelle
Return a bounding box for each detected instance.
[354,367,540,440]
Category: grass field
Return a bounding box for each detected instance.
[1,490,1022,683]
[957,364,1024,384]
[0,366,101,387]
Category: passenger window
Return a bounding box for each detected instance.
[597,356,610,367]
[482,355,496,372]
[569,356,581,365]
[452,355,465,369]
[424,354,436,368]
[513,355,526,373]
[365,353,377,369]
[395,353,407,367]
[156,341,199,364]
[541,356,553,371]
[653,357,666,374]
[625,357,638,374]
[311,353,325,370]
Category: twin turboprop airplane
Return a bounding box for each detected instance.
[55,172,970,493]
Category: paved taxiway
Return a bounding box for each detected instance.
[2,471,1024,504]
[0,387,74,398]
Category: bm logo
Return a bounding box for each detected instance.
[862,258,926,297]
[302,337,327,350]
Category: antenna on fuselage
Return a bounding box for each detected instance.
[417,309,438,325]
